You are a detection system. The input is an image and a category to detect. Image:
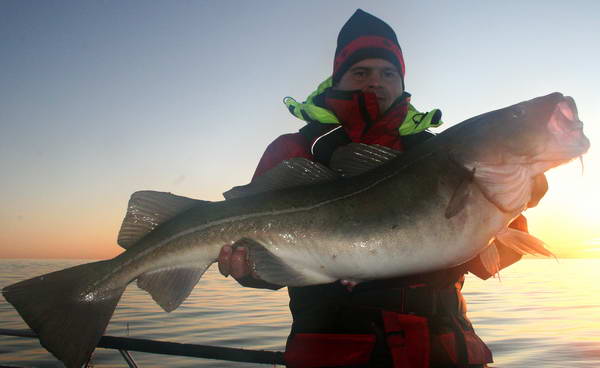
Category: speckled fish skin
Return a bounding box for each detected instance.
[1,92,590,368]
[111,93,588,286]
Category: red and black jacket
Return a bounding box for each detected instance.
[249,91,522,367]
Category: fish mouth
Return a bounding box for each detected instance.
[520,96,589,174]
[551,97,589,149]
[538,97,590,163]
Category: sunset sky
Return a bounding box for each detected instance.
[1,0,599,259]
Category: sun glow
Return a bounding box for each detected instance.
[526,139,600,258]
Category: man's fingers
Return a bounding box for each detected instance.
[230,246,251,279]
[218,245,256,281]
[340,279,357,292]
[218,245,233,277]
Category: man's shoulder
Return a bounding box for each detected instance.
[266,132,310,150]
[402,130,435,150]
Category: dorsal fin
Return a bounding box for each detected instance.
[223,158,339,200]
[117,191,207,249]
[329,143,400,178]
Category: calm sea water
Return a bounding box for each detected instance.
[1,258,599,367]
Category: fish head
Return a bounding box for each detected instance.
[454,92,590,174]
[443,93,590,214]
[528,94,590,172]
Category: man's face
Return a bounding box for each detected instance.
[335,58,404,113]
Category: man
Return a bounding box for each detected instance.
[219,9,525,368]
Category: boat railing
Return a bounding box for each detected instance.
[0,328,285,367]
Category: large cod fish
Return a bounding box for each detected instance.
[2,92,590,367]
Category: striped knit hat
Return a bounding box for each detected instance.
[332,9,405,86]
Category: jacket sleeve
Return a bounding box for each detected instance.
[252,133,313,180]
[237,133,313,290]
[467,214,527,280]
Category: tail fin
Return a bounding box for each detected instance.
[2,260,126,368]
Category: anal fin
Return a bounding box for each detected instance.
[137,264,211,312]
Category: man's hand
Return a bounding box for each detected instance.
[218,244,253,279]
[340,279,357,292]
[217,244,282,290]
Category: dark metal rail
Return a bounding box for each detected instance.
[0,328,285,366]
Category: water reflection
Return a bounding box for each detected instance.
[464,258,600,367]
[1,259,599,367]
